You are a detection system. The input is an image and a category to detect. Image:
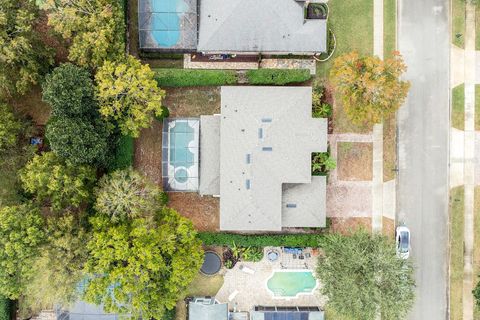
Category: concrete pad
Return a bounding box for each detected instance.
[452,45,465,88]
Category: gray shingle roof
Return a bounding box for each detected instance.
[198,0,327,53]
[199,115,221,196]
[219,87,327,231]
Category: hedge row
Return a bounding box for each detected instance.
[107,135,134,172]
[0,297,11,320]
[246,69,312,85]
[198,232,325,247]
[154,69,237,87]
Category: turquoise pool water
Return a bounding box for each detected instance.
[150,0,188,47]
[168,120,196,186]
[267,271,317,297]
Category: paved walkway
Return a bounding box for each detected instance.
[372,0,385,233]
[462,3,476,319]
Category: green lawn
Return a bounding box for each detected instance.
[450,186,465,320]
[476,6,480,50]
[175,274,224,320]
[383,0,396,59]
[453,0,466,48]
[316,0,374,79]
[474,187,480,318]
[452,84,465,130]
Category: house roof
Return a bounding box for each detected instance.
[189,301,228,320]
[219,87,327,231]
[199,115,221,196]
[197,0,327,53]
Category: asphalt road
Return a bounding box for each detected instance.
[397,0,450,319]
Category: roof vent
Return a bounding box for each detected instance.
[262,147,273,152]
[246,179,251,190]
[286,203,297,208]
[261,118,272,123]
[258,128,263,139]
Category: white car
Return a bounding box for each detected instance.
[395,225,411,259]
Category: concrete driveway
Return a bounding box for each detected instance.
[397,0,450,319]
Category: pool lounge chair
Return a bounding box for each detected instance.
[239,265,255,274]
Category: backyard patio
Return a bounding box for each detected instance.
[215,247,326,312]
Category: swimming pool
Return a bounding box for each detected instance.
[138,0,197,49]
[162,119,199,191]
[266,271,318,298]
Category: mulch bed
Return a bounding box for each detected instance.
[329,217,372,235]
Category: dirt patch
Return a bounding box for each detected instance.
[134,119,163,185]
[164,87,220,117]
[382,217,395,238]
[168,193,220,232]
[337,142,373,181]
[328,217,371,235]
[383,114,397,181]
[8,86,51,125]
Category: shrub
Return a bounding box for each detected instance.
[0,297,11,320]
[154,69,237,87]
[311,151,336,175]
[246,69,311,85]
[108,135,134,171]
[198,232,325,248]
[312,86,332,118]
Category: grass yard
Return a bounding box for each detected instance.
[337,142,373,181]
[383,0,396,59]
[316,0,373,78]
[331,98,373,134]
[477,5,480,50]
[452,84,465,130]
[383,114,396,181]
[450,186,465,320]
[453,0,466,48]
[175,273,224,320]
[474,187,480,318]
[476,85,480,130]
[164,87,220,117]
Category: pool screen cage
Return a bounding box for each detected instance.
[138,0,198,50]
[162,118,200,191]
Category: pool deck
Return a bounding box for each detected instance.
[215,247,326,312]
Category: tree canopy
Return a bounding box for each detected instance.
[95,168,168,223]
[84,207,203,319]
[42,63,96,117]
[0,103,21,152]
[19,152,97,210]
[46,115,109,165]
[316,230,415,320]
[21,214,89,317]
[0,0,53,97]
[0,204,45,299]
[43,0,125,68]
[96,56,167,137]
[330,51,410,125]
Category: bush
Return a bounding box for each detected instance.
[246,69,311,85]
[198,232,325,247]
[108,135,134,171]
[154,69,237,87]
[311,151,336,176]
[162,308,176,320]
[0,297,11,320]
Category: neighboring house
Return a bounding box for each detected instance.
[138,0,327,54]
[199,86,327,231]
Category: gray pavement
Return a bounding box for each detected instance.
[397,0,450,319]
